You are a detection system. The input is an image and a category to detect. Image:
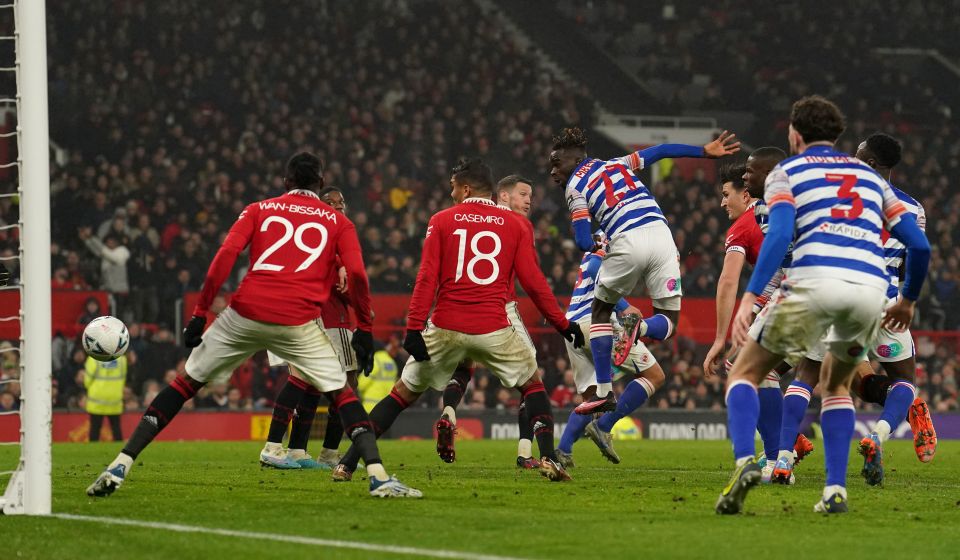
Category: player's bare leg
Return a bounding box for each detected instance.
[517,374,570,481]
[435,362,473,463]
[716,340,782,514]
[814,352,858,513]
[87,374,206,497]
[574,298,619,414]
[334,380,422,482]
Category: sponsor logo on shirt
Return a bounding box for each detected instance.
[666,278,680,292]
[454,213,505,225]
[817,222,868,239]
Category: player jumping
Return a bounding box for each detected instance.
[87,153,422,498]
[332,159,584,483]
[716,96,929,514]
[549,128,740,414]
[259,186,361,470]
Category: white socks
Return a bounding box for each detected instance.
[735,456,753,468]
[517,439,532,459]
[823,484,847,500]
[366,462,389,482]
[777,449,795,465]
[874,420,892,443]
[442,406,457,425]
[596,382,612,398]
[109,453,134,473]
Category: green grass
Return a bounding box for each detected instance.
[2,439,959,559]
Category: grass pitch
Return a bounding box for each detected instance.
[2,439,958,559]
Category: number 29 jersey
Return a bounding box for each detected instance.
[407,197,568,335]
[763,145,909,292]
[194,190,371,327]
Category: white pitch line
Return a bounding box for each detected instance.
[51,513,528,560]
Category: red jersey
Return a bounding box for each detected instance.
[724,201,765,266]
[193,190,372,329]
[321,288,352,329]
[505,214,535,303]
[407,197,569,335]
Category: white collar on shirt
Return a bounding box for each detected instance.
[463,197,497,206]
[286,189,320,199]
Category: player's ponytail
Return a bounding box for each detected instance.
[284,152,323,190]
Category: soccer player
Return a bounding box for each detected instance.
[259,187,361,470]
[555,231,663,467]
[769,133,937,486]
[436,175,544,468]
[87,153,422,498]
[716,96,929,514]
[332,159,584,483]
[549,128,740,413]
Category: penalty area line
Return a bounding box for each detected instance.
[51,513,529,560]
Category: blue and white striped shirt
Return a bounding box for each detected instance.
[763,145,909,291]
[884,187,925,299]
[565,154,666,238]
[565,252,603,322]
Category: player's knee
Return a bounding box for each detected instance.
[638,365,665,389]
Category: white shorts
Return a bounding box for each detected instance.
[791,299,916,365]
[185,307,345,392]
[749,279,886,365]
[267,326,357,372]
[401,323,536,393]
[506,300,536,355]
[564,319,657,394]
[595,222,682,310]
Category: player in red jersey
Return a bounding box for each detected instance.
[87,153,421,498]
[332,159,584,482]
[436,174,543,468]
[259,187,362,470]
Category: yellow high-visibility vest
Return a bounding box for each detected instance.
[84,355,127,415]
[357,351,398,412]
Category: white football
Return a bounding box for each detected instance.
[82,315,129,362]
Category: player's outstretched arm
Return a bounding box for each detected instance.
[404,218,443,361]
[337,222,377,373]
[566,190,595,251]
[514,226,583,347]
[191,205,256,322]
[615,130,741,170]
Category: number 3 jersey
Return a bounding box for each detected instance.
[193,189,372,328]
[407,197,569,335]
[763,145,909,292]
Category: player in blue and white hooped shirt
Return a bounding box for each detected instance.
[554,231,664,467]
[716,97,930,515]
[548,127,741,414]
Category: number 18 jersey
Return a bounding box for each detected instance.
[407,197,569,335]
[194,190,372,327]
[764,145,908,292]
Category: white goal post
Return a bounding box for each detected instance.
[1,0,52,515]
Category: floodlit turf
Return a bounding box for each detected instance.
[2,439,959,559]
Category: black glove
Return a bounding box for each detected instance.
[403,329,430,361]
[183,315,207,348]
[559,322,585,349]
[350,328,375,376]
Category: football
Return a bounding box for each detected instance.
[81,315,130,362]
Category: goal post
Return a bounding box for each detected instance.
[1,0,52,515]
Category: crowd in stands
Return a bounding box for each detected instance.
[0,1,957,415]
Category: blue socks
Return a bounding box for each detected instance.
[638,314,673,341]
[589,323,614,389]
[597,377,654,432]
[820,395,856,487]
[558,409,591,453]
[726,380,760,461]
[779,381,812,457]
[757,374,783,461]
[878,381,916,439]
